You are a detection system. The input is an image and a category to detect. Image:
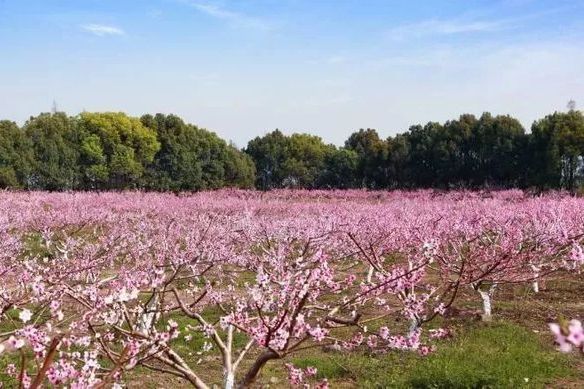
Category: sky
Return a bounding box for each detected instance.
[1,0,583,147]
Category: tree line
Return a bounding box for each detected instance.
[248,109,584,191]
[1,109,583,191]
[0,112,255,191]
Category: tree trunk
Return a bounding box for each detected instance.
[474,284,496,321]
[366,265,374,284]
[408,317,420,337]
[137,292,159,334]
[238,351,279,388]
[530,264,540,293]
[224,370,235,389]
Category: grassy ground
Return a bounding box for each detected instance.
[289,321,579,388]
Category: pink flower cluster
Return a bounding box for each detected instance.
[550,320,584,353]
[285,363,328,388]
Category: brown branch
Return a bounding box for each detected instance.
[238,351,279,388]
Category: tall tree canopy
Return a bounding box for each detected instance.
[0,109,583,191]
[77,112,160,189]
[318,148,359,189]
[0,121,34,188]
[245,130,340,189]
[530,110,584,190]
[141,114,255,191]
[381,114,527,189]
[140,114,204,191]
[245,130,290,189]
[25,113,80,190]
[344,128,388,189]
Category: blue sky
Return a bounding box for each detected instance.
[1,0,583,146]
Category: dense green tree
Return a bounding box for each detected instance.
[530,110,584,190]
[0,121,34,188]
[141,114,255,190]
[245,131,335,189]
[284,134,335,188]
[223,144,256,189]
[24,113,80,190]
[385,134,411,188]
[387,114,527,188]
[77,112,160,189]
[344,128,388,188]
[441,114,477,186]
[245,130,290,189]
[207,138,255,189]
[318,148,359,189]
[471,113,526,187]
[424,113,528,188]
[402,122,443,187]
[140,114,204,191]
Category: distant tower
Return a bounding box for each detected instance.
[567,99,576,111]
[51,100,58,114]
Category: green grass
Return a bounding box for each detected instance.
[292,321,579,388]
[2,317,579,388]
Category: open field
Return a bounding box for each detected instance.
[1,190,583,388]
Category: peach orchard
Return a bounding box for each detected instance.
[0,190,583,388]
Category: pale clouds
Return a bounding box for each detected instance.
[81,24,125,36]
[388,18,505,40]
[327,56,346,64]
[188,72,221,85]
[305,56,348,65]
[181,1,272,31]
[303,93,354,108]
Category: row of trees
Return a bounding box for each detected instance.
[1,109,583,191]
[0,112,255,190]
[247,110,584,190]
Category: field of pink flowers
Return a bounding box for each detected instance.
[0,190,583,388]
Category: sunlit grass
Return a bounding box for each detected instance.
[292,321,580,388]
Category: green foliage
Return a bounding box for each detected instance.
[224,145,256,189]
[245,130,348,189]
[140,114,255,191]
[0,166,18,188]
[319,148,359,188]
[77,112,160,189]
[24,113,80,190]
[141,114,204,191]
[0,120,34,188]
[345,128,388,188]
[191,128,228,189]
[529,110,584,190]
[285,133,334,188]
[386,113,527,189]
[1,109,583,191]
[245,129,290,189]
